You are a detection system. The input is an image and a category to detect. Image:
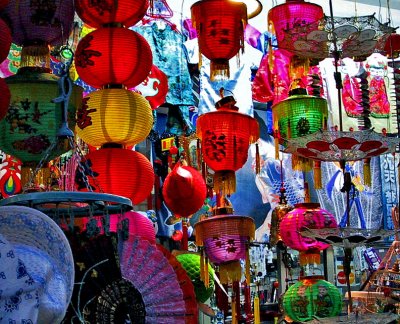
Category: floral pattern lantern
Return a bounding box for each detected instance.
[75,27,153,89]
[196,96,259,196]
[268,0,324,46]
[76,89,153,148]
[191,0,247,80]
[280,203,337,265]
[0,69,82,164]
[283,276,342,322]
[194,215,255,284]
[162,163,207,218]
[76,147,154,205]
[75,0,149,29]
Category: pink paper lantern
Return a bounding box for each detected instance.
[280,203,337,251]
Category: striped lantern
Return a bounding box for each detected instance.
[0,69,82,164]
[75,88,153,148]
[191,0,247,80]
[268,0,324,46]
[196,96,259,196]
[75,27,153,88]
[272,93,328,141]
[75,0,149,29]
[76,147,154,205]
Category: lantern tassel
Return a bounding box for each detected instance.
[292,155,313,172]
[245,245,251,285]
[232,296,238,324]
[255,143,260,174]
[21,44,51,69]
[274,130,280,160]
[204,256,210,288]
[254,296,260,324]
[363,158,371,186]
[210,59,230,81]
[219,261,242,284]
[299,249,321,266]
[214,170,236,196]
[200,249,205,282]
[313,161,322,190]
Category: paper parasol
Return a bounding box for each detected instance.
[284,129,400,162]
[120,237,188,324]
[277,14,395,60]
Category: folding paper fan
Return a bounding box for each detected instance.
[157,245,199,323]
[120,237,188,324]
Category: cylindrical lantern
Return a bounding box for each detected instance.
[76,147,154,205]
[196,96,259,195]
[280,203,337,252]
[272,93,328,141]
[282,276,342,322]
[176,253,215,303]
[0,68,82,164]
[191,0,247,80]
[162,163,207,218]
[0,78,10,121]
[0,18,11,64]
[195,215,255,284]
[75,27,152,88]
[268,0,324,45]
[75,0,149,29]
[2,0,75,47]
[76,88,153,148]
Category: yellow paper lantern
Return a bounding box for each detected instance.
[75,88,153,147]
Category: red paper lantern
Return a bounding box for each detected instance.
[280,203,337,252]
[191,0,247,80]
[77,147,154,205]
[75,27,153,88]
[196,96,259,195]
[0,18,11,64]
[75,0,149,29]
[268,0,324,45]
[0,78,10,121]
[162,163,207,218]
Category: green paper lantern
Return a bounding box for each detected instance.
[176,253,215,303]
[272,94,328,140]
[283,277,342,322]
[0,68,82,164]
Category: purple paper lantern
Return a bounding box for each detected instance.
[280,203,337,251]
[2,0,75,47]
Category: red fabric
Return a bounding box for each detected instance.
[0,78,10,121]
[252,54,274,103]
[0,19,11,64]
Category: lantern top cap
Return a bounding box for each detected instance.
[293,202,321,209]
[289,88,308,96]
[215,95,239,111]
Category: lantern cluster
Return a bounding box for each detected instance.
[74,0,155,205]
[0,0,82,166]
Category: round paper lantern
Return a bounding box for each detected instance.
[0,78,10,121]
[162,164,207,218]
[0,18,11,64]
[280,203,337,252]
[283,277,342,322]
[191,0,247,79]
[0,68,82,164]
[2,0,75,47]
[75,27,153,88]
[75,88,153,148]
[75,0,149,29]
[77,147,154,205]
[268,0,324,45]
[272,93,328,140]
[176,253,215,303]
[196,96,259,195]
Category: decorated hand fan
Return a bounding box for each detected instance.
[157,245,199,323]
[120,237,188,324]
